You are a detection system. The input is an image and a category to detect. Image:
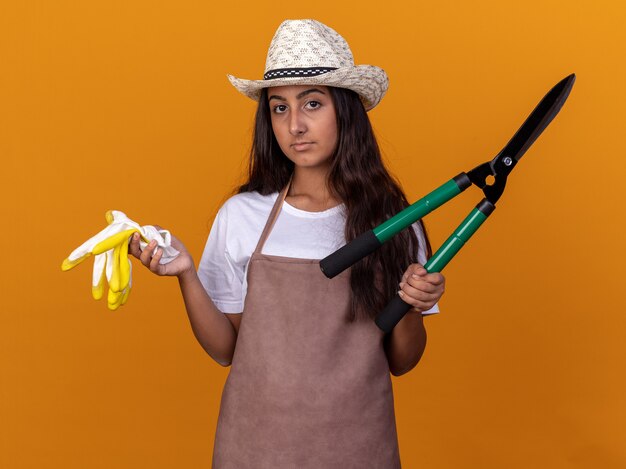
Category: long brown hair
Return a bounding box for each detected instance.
[238,87,431,321]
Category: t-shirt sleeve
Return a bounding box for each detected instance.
[197,204,247,314]
[414,222,440,315]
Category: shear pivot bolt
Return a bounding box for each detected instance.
[503,156,513,166]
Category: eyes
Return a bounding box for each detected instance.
[273,104,288,114]
[272,100,322,114]
[306,101,321,110]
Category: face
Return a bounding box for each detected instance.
[267,85,338,170]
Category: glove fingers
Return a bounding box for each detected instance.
[65,223,122,263]
[92,253,105,287]
[105,249,113,282]
[92,274,106,300]
[121,285,131,306]
[109,242,122,293]
[61,252,92,271]
[108,288,124,310]
[63,210,143,309]
[121,262,132,306]
[118,237,131,293]
[91,254,107,300]
[62,216,135,270]
[108,210,138,227]
[92,228,139,256]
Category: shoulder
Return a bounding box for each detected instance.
[217,191,279,222]
[220,191,278,212]
[202,191,279,266]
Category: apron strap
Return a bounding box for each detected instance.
[253,178,292,255]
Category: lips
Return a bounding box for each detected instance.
[291,141,314,151]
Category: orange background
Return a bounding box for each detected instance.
[1,1,625,468]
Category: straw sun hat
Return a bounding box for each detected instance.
[227,19,389,111]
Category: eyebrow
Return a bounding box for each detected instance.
[268,88,327,102]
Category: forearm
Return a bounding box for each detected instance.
[384,310,427,376]
[177,268,238,366]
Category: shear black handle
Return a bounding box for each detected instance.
[374,295,412,333]
[319,230,381,278]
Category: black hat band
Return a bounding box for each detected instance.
[263,67,338,80]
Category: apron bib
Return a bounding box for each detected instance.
[212,184,401,468]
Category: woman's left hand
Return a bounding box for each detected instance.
[398,264,445,312]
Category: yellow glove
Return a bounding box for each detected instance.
[62,210,179,310]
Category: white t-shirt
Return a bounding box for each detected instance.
[197,191,439,315]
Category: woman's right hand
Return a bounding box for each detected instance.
[128,230,195,278]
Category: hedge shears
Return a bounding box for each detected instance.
[320,73,576,332]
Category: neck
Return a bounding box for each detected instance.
[287,166,340,212]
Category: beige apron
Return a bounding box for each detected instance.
[212,184,401,468]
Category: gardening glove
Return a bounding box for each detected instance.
[61,210,179,310]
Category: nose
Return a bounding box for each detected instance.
[289,109,307,136]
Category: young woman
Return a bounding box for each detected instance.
[130,19,445,468]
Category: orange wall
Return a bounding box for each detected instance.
[1,1,625,468]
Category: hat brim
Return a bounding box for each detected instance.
[227,65,388,111]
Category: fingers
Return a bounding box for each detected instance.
[398,263,446,311]
[139,238,156,266]
[398,281,439,305]
[150,246,164,273]
[398,289,438,312]
[128,232,142,259]
[137,238,166,274]
[401,263,427,282]
[427,272,445,286]
[130,231,170,276]
[402,264,445,286]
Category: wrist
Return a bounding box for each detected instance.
[177,265,198,283]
